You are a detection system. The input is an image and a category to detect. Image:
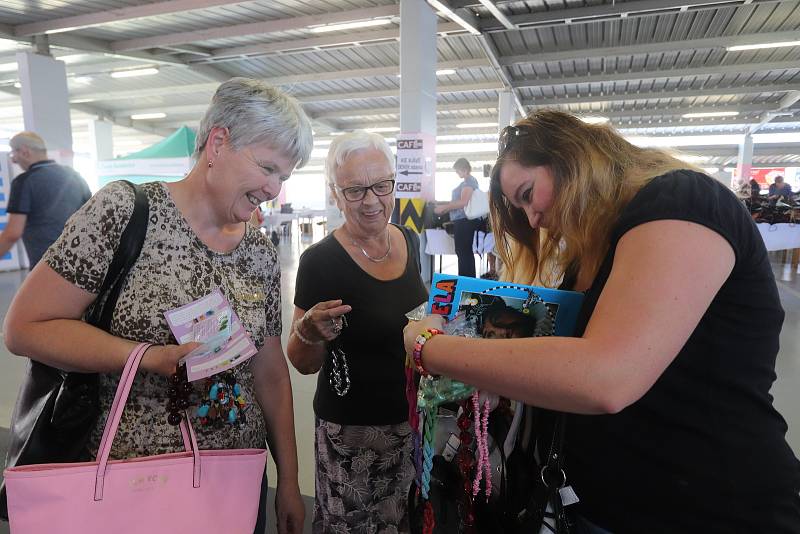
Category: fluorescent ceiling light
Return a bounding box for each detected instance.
[726,40,800,52]
[365,126,400,133]
[130,112,166,120]
[681,111,739,118]
[0,62,18,73]
[111,67,159,78]
[580,116,610,124]
[309,19,392,33]
[58,54,86,64]
[456,122,497,128]
[71,98,95,104]
[72,76,92,84]
[436,69,456,76]
[0,38,19,52]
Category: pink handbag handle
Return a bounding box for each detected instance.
[94,343,202,500]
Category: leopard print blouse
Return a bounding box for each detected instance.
[43,181,281,459]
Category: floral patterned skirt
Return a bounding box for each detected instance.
[313,418,414,534]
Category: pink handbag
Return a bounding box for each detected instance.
[3,343,267,533]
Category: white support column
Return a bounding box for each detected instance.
[735,133,754,189]
[399,0,438,282]
[16,51,73,165]
[498,90,516,129]
[88,119,113,161]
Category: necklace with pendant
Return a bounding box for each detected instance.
[351,229,391,263]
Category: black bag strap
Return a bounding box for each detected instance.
[85,181,149,330]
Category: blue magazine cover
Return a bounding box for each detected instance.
[427,273,584,338]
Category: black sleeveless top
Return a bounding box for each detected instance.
[565,170,800,533]
[294,224,428,426]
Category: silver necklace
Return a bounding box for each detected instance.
[352,230,391,263]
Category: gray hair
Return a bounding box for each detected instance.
[10,131,47,152]
[194,77,313,168]
[325,131,395,184]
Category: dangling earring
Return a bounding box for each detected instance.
[208,160,213,168]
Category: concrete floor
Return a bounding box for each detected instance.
[0,226,799,533]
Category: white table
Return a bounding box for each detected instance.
[757,223,800,265]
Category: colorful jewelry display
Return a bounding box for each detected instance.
[196,371,248,427]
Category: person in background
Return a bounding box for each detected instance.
[405,110,800,533]
[769,175,793,200]
[288,131,427,533]
[4,78,312,534]
[435,158,482,277]
[749,178,761,197]
[0,132,91,267]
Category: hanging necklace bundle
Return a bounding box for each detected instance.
[351,229,391,263]
[328,338,351,396]
[326,315,350,396]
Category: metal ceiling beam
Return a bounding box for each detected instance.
[13,0,250,37]
[0,85,173,137]
[426,0,525,116]
[477,0,793,31]
[198,22,462,61]
[477,0,516,30]
[426,0,482,35]
[66,59,493,103]
[748,90,800,134]
[511,60,800,89]
[313,101,499,119]
[105,82,506,117]
[112,5,400,52]
[0,30,187,66]
[500,30,800,67]
[522,83,800,107]
[577,104,780,119]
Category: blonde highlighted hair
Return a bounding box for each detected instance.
[490,110,700,287]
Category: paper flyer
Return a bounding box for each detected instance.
[164,288,258,381]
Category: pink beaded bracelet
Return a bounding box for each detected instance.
[412,328,443,376]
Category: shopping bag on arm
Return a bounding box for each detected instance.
[0,181,148,520]
[3,343,267,533]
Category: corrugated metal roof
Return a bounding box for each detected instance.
[0,0,796,166]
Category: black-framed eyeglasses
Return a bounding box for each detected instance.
[336,177,396,202]
[498,125,531,156]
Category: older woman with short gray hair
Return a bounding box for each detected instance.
[288,131,427,533]
[5,77,311,534]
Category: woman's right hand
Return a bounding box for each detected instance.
[297,299,352,344]
[141,342,202,376]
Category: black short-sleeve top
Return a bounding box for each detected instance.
[293,224,428,426]
[564,170,800,532]
[43,181,281,458]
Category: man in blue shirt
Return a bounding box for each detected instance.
[1,132,92,267]
[768,175,793,200]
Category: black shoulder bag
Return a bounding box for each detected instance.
[0,181,149,520]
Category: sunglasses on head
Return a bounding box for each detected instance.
[497,125,532,156]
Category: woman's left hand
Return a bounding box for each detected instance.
[403,314,446,357]
[274,480,305,534]
[434,205,447,215]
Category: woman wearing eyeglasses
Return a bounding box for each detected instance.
[287,131,427,533]
[404,111,800,533]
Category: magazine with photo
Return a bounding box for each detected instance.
[427,273,584,339]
